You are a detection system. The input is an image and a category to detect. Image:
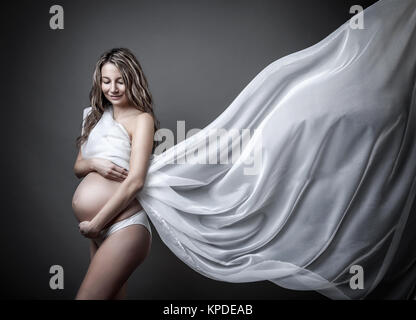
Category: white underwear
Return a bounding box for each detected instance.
[93,209,152,246]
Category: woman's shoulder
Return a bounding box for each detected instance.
[133,112,155,132]
[127,108,154,124]
[136,111,154,121]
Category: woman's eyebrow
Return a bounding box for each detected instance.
[101,76,123,80]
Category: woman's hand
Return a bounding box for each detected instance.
[91,158,128,182]
[78,220,101,239]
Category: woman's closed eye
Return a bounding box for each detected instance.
[103,81,124,85]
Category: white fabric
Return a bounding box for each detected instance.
[93,209,152,247]
[80,0,416,299]
[81,105,132,170]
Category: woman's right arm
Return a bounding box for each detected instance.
[73,149,128,181]
[73,148,96,179]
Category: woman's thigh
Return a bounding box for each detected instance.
[76,224,151,300]
[89,240,98,260]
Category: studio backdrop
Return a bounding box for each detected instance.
[3,0,415,300]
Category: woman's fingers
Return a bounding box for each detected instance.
[109,171,126,181]
[103,164,128,181]
[108,174,123,182]
[115,169,128,179]
[113,166,128,177]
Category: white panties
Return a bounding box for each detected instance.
[93,209,152,246]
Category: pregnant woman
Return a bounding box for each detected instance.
[72,47,158,299]
[71,0,416,301]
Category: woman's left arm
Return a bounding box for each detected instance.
[85,113,155,236]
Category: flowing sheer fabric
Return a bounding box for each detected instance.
[81,0,416,299]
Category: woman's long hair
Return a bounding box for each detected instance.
[75,47,160,153]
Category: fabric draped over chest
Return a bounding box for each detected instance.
[81,105,132,170]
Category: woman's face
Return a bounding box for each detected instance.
[101,62,128,106]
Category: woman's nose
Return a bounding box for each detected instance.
[110,82,119,93]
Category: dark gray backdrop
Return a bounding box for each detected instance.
[2,0,382,299]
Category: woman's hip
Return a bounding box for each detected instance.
[93,208,152,247]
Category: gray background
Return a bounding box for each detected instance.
[2,0,383,299]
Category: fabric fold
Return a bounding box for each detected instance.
[137,0,416,299]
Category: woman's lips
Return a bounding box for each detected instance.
[110,95,122,100]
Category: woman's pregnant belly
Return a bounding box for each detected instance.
[72,172,142,229]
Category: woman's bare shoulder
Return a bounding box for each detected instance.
[124,110,154,139]
[132,111,154,129]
